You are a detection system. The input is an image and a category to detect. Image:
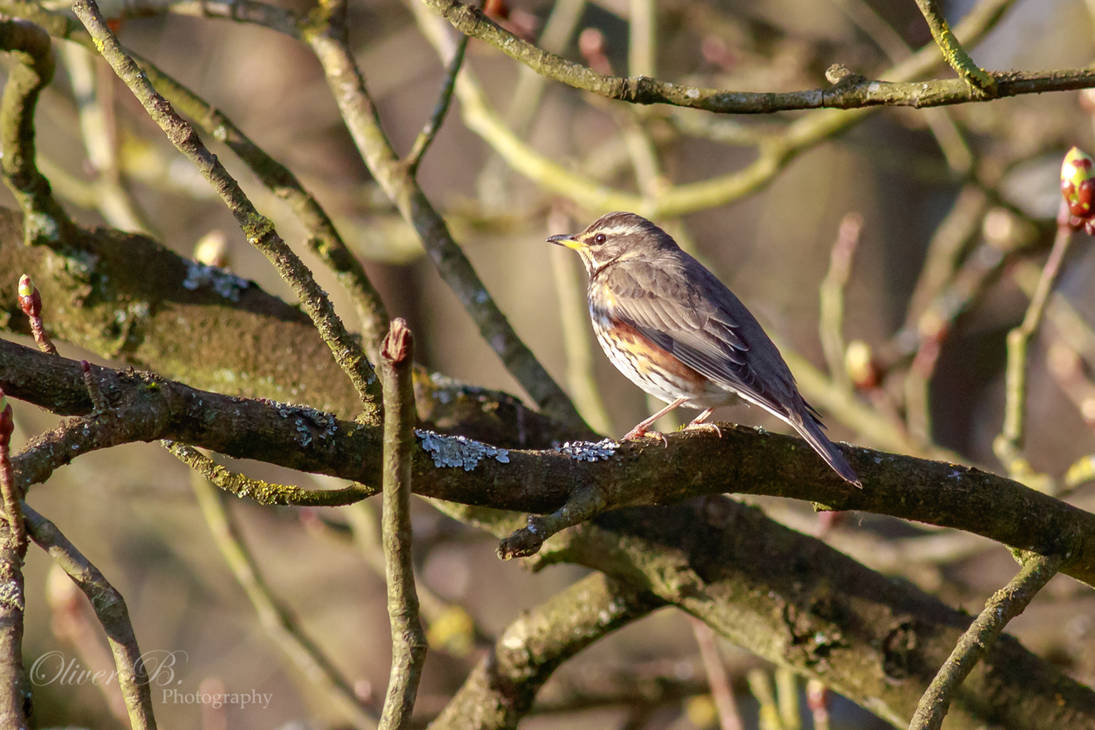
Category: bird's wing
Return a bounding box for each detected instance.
[596,257,807,421]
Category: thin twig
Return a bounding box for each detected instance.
[818,212,862,391]
[164,441,376,506]
[304,0,587,431]
[0,390,26,727]
[17,275,56,355]
[912,0,997,93]
[0,393,24,552]
[418,0,1087,116]
[189,472,377,729]
[476,0,587,205]
[690,618,743,730]
[430,572,662,729]
[805,680,831,730]
[72,0,382,419]
[412,0,1015,218]
[746,669,782,730]
[404,35,468,174]
[908,553,1063,730]
[829,0,974,174]
[60,42,155,234]
[377,319,426,730]
[0,527,27,728]
[25,506,157,730]
[0,17,77,245]
[344,501,486,656]
[774,667,800,730]
[548,210,614,434]
[994,204,1074,476]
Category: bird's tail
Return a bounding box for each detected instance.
[791,413,862,488]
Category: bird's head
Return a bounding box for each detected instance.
[547,212,677,275]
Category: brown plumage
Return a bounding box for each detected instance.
[549,211,861,487]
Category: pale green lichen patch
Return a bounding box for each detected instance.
[182,260,249,301]
[25,210,61,244]
[274,403,340,447]
[427,371,489,405]
[0,579,23,611]
[555,439,618,462]
[415,429,510,470]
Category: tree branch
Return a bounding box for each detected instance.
[0,16,76,245]
[189,471,377,728]
[4,338,1095,590]
[429,572,662,729]
[302,0,587,432]
[72,0,382,418]
[418,0,1095,114]
[441,497,1095,729]
[913,0,997,93]
[378,320,426,730]
[908,552,1063,729]
[0,394,26,727]
[24,506,156,730]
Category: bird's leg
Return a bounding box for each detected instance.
[685,408,722,438]
[622,397,687,445]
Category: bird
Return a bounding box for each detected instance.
[548,211,861,487]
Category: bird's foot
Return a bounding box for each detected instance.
[684,421,722,438]
[622,426,669,447]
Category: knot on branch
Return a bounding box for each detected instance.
[619,75,658,105]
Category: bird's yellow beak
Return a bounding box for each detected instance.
[547,233,584,250]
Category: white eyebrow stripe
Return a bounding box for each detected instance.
[586,224,642,237]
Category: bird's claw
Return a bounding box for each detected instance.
[622,428,669,447]
[685,421,722,438]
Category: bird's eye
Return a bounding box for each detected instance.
[593,233,607,244]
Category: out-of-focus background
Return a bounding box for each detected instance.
[7,0,1095,726]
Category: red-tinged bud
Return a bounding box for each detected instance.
[0,391,12,445]
[482,0,508,20]
[1061,147,1095,219]
[844,340,879,390]
[17,274,41,318]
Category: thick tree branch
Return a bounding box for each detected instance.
[4,338,1095,590]
[437,498,1095,729]
[0,1,392,358]
[0,207,570,445]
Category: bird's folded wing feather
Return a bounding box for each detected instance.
[597,260,801,420]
